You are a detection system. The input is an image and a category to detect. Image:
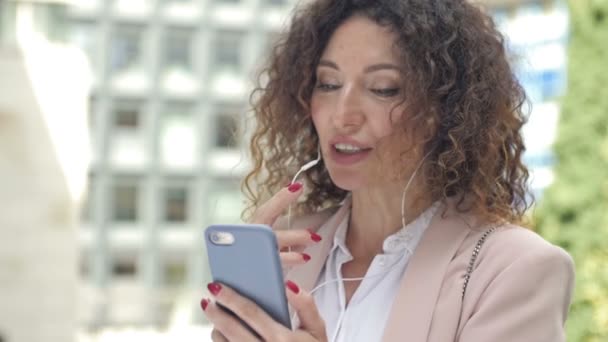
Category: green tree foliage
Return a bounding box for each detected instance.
[533,0,608,341]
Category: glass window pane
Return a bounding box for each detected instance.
[213,30,243,74]
[110,24,144,75]
[164,27,193,72]
[112,180,139,222]
[164,185,189,223]
[214,107,241,148]
[163,261,187,286]
[161,27,198,93]
[114,100,142,129]
[160,103,197,168]
[112,257,137,278]
[109,100,147,167]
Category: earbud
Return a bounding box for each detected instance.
[290,145,322,185]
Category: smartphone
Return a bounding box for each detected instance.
[205,224,292,330]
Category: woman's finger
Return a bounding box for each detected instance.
[280,251,312,267]
[276,229,322,249]
[210,328,229,342]
[285,280,327,340]
[207,282,290,341]
[252,182,304,226]
[203,300,259,342]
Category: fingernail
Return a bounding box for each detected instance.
[307,229,322,242]
[286,280,300,294]
[207,282,222,296]
[200,298,209,311]
[302,253,311,262]
[287,182,303,192]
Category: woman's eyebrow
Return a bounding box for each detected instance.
[317,59,400,73]
[364,63,401,73]
[318,60,339,70]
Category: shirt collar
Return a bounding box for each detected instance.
[330,201,440,256]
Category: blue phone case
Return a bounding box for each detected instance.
[205,224,292,330]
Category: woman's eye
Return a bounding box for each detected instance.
[371,88,400,97]
[316,82,341,91]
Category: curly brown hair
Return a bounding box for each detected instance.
[243,0,532,224]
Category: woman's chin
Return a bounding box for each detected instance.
[328,171,368,191]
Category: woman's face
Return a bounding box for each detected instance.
[311,15,407,191]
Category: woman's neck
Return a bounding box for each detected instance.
[346,183,432,259]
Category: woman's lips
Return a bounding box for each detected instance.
[329,145,373,165]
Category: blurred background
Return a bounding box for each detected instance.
[0,0,605,341]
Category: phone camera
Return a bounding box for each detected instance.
[209,231,235,245]
[211,233,221,243]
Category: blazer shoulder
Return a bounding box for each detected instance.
[487,224,571,261]
[467,223,574,283]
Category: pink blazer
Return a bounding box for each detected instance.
[282,198,575,341]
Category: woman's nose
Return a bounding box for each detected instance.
[331,85,364,132]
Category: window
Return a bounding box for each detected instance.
[163,185,189,223]
[160,102,197,168]
[112,257,137,278]
[163,27,194,73]
[112,180,139,222]
[113,100,142,130]
[213,30,243,74]
[109,100,147,167]
[214,108,241,148]
[109,24,145,75]
[163,261,187,286]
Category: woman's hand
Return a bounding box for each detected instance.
[250,182,323,268]
[202,281,327,342]
[201,182,327,341]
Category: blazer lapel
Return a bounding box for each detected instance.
[381,206,473,342]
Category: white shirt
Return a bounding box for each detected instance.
[312,203,439,342]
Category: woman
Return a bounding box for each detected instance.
[200,0,575,341]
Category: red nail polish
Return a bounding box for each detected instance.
[207,282,222,296]
[302,253,311,262]
[307,229,322,242]
[200,298,209,311]
[287,182,303,192]
[286,280,300,294]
